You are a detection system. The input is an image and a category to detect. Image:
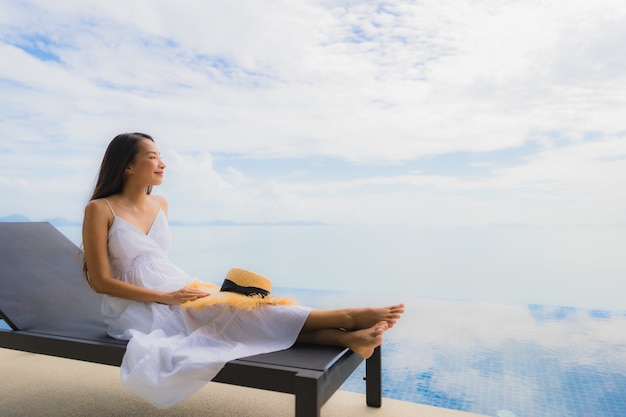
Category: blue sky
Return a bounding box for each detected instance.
[1,0,625,225]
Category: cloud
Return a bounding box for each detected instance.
[1,1,625,225]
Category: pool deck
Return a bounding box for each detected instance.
[0,348,489,417]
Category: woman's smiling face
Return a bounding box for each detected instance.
[127,139,166,186]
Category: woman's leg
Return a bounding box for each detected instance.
[301,304,404,332]
[297,321,388,359]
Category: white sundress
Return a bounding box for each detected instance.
[100,197,312,408]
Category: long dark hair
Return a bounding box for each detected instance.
[82,132,154,285]
[90,132,155,200]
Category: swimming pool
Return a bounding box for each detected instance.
[2,286,624,416]
[285,288,626,417]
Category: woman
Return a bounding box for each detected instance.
[82,132,404,407]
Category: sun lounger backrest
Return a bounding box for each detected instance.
[0,222,108,339]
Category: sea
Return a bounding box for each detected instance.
[57,223,626,310]
[44,224,626,416]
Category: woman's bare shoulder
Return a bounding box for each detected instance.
[84,198,114,225]
[85,198,110,212]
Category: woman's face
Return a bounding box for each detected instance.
[127,139,166,186]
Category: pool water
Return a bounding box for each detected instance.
[3,287,624,416]
[285,288,626,417]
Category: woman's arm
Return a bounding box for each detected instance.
[82,199,207,304]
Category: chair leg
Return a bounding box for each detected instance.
[295,370,322,417]
[365,346,382,407]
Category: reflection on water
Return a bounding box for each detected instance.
[283,288,626,417]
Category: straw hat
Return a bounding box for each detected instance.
[182,268,297,311]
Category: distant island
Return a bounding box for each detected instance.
[0,214,31,223]
[168,219,326,227]
[0,215,81,226]
[0,214,325,227]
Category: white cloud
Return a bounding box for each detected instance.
[1,0,625,225]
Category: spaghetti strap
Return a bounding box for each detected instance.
[152,194,161,211]
[102,198,116,216]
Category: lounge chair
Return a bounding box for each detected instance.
[0,222,381,417]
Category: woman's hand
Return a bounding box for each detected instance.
[159,287,210,305]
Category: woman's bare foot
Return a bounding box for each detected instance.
[347,304,404,330]
[346,321,388,359]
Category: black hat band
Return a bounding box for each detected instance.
[220,279,270,298]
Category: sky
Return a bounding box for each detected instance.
[1,0,626,225]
